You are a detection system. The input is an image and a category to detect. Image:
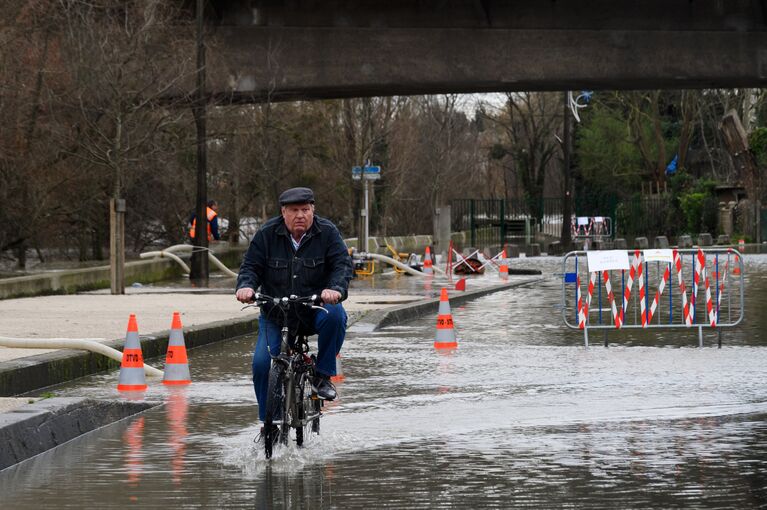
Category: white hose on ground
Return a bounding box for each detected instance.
[363,252,431,277]
[207,252,238,278]
[0,337,164,377]
[140,249,191,274]
[140,244,238,278]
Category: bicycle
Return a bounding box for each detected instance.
[242,293,327,459]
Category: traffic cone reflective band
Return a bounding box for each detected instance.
[118,314,147,391]
[163,312,191,386]
[331,354,345,382]
[423,246,434,275]
[499,248,509,279]
[434,288,458,349]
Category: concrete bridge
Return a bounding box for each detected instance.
[196,0,767,103]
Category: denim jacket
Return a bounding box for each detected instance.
[236,215,353,326]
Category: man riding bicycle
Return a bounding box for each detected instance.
[235,187,353,428]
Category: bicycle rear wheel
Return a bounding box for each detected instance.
[264,362,286,459]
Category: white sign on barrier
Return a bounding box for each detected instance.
[587,250,630,272]
[643,249,674,264]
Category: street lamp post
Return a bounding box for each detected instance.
[190,0,209,282]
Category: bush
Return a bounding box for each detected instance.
[679,192,706,234]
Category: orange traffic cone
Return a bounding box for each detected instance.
[422,246,434,275]
[163,312,191,386]
[499,248,509,279]
[434,288,458,349]
[733,254,742,276]
[118,314,147,391]
[331,354,345,382]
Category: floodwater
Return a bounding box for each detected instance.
[2,256,767,508]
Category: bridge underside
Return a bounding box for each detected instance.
[198,1,767,102]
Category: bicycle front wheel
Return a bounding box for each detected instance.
[264,362,286,459]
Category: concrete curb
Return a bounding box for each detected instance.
[366,278,543,330]
[0,397,156,471]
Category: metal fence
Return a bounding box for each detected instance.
[614,196,675,238]
[561,248,745,347]
[452,197,621,247]
[451,198,564,248]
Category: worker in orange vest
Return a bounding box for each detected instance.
[189,200,220,241]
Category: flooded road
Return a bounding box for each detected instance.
[2,256,767,508]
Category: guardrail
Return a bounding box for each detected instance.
[562,248,745,347]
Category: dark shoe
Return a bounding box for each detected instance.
[313,375,337,400]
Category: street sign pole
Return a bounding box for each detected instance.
[352,163,381,254]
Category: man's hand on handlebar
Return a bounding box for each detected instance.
[321,289,342,305]
[236,287,255,303]
[237,287,339,305]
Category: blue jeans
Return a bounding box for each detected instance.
[252,304,347,421]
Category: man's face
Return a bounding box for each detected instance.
[281,203,314,237]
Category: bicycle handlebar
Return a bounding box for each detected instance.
[240,293,328,314]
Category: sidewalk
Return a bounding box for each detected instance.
[0,289,418,363]
[0,288,422,404]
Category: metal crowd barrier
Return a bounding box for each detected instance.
[562,248,745,347]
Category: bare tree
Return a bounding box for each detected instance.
[48,1,194,289]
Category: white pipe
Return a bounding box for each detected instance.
[0,337,164,377]
[160,244,194,253]
[140,250,191,274]
[362,253,430,277]
[207,252,238,278]
[140,244,238,278]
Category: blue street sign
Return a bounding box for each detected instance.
[564,272,578,283]
[353,165,381,180]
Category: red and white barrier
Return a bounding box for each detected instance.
[645,264,670,326]
[577,272,597,329]
[716,259,729,323]
[672,249,693,327]
[637,253,645,325]
[603,270,621,329]
[691,249,704,322]
[619,250,642,326]
[695,249,717,328]
[577,248,732,332]
[576,275,585,329]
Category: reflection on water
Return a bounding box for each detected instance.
[167,389,189,485]
[123,416,144,502]
[2,256,767,508]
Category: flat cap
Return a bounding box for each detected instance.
[279,187,315,205]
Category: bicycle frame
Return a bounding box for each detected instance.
[273,325,320,429]
[243,293,325,458]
